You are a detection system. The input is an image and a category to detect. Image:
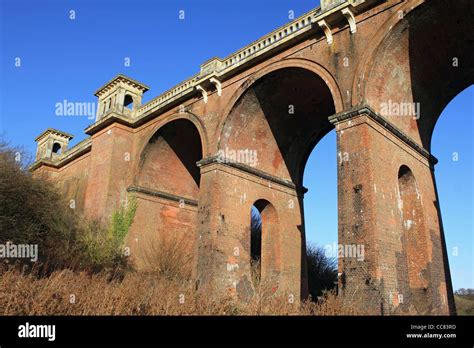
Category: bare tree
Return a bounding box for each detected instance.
[306,243,338,301]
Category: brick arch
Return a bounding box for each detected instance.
[354,0,474,150]
[351,0,424,107]
[217,59,342,187]
[215,58,344,149]
[134,117,204,201]
[132,112,209,182]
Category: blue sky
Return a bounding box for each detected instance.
[1,0,472,290]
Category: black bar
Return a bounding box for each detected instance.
[0,315,472,346]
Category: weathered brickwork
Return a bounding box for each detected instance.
[31,0,473,314]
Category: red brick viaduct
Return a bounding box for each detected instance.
[31,0,473,314]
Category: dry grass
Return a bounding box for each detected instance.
[455,295,474,315]
[142,234,193,282]
[0,267,365,315]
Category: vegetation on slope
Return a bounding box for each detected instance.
[454,289,474,315]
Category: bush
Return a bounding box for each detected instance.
[0,141,83,272]
[79,197,136,272]
[0,140,133,274]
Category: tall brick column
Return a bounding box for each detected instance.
[330,107,382,314]
[330,106,454,315]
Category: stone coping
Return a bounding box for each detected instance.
[329,104,438,165]
[197,155,308,194]
[127,186,198,206]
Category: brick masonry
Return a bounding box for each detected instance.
[31,0,473,314]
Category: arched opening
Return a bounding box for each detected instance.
[363,0,473,150]
[52,142,61,155]
[250,205,262,285]
[250,199,279,286]
[124,94,134,110]
[220,66,338,297]
[220,67,336,187]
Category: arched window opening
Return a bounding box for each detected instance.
[52,142,61,155]
[250,205,262,285]
[250,199,279,287]
[124,94,134,110]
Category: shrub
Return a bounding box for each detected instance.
[0,140,134,274]
[0,141,83,272]
[79,197,136,272]
[110,196,137,245]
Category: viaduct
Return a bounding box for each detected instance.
[31,0,473,314]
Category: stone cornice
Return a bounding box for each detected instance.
[197,155,308,194]
[84,112,134,135]
[94,74,150,98]
[127,186,198,206]
[34,128,74,142]
[328,105,438,165]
